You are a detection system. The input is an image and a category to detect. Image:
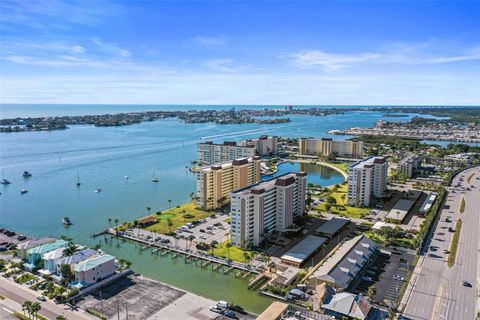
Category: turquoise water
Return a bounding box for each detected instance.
[268,162,345,187]
[0,107,448,313]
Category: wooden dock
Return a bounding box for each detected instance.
[107,230,258,274]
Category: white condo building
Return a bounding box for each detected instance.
[347,156,388,207]
[230,172,307,248]
[197,141,256,165]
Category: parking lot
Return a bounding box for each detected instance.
[351,248,416,308]
[176,212,231,246]
[0,227,30,254]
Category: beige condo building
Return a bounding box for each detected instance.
[298,138,363,158]
[196,157,261,210]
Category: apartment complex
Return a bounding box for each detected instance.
[398,154,422,178]
[230,172,307,247]
[197,141,256,165]
[347,156,388,207]
[239,135,278,156]
[298,138,363,158]
[196,157,262,210]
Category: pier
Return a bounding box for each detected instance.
[107,229,258,274]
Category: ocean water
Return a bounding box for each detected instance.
[0,107,450,313]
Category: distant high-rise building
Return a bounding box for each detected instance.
[239,135,278,156]
[197,141,256,165]
[347,156,388,207]
[298,138,363,158]
[230,172,307,247]
[196,157,262,210]
[398,154,422,178]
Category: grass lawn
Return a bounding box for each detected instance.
[212,241,258,263]
[324,161,349,174]
[145,202,211,234]
[15,273,35,284]
[316,183,370,218]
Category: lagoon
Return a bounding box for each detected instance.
[269,161,345,187]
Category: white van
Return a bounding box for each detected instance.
[216,301,229,309]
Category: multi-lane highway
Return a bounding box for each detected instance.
[402,166,480,320]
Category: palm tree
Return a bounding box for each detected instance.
[167,218,173,234]
[210,241,216,255]
[22,301,31,318]
[243,252,249,267]
[31,302,41,320]
[146,207,151,215]
[62,242,79,257]
[188,235,195,250]
[225,242,232,261]
[168,199,172,209]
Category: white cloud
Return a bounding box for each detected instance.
[283,44,480,71]
[204,59,252,73]
[91,37,131,57]
[191,36,227,46]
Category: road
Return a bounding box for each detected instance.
[402,166,480,320]
[0,276,93,320]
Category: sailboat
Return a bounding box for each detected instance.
[1,171,11,185]
[151,170,159,183]
[76,172,81,187]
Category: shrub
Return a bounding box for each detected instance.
[183,213,195,219]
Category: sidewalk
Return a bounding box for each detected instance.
[0,276,94,320]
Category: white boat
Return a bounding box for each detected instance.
[22,171,32,178]
[125,175,129,179]
[1,178,11,185]
[76,172,81,187]
[63,217,72,225]
[151,170,159,183]
[20,189,28,194]
[94,188,102,193]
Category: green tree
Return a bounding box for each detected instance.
[60,264,74,282]
[31,302,41,319]
[22,301,32,318]
[56,316,68,320]
[326,196,337,205]
[367,285,377,300]
[167,218,173,234]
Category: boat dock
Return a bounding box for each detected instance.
[107,229,259,274]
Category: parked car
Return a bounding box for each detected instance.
[224,310,237,318]
[209,306,223,314]
[463,281,472,287]
[37,295,47,301]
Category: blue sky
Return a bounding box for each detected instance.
[0,0,479,105]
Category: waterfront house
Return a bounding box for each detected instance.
[39,247,65,275]
[321,292,372,320]
[138,216,158,227]
[72,254,116,288]
[23,239,68,271]
[16,237,55,260]
[54,248,97,276]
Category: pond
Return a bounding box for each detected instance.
[267,161,345,187]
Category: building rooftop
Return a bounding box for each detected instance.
[73,254,115,272]
[199,157,256,172]
[385,199,415,221]
[27,239,68,256]
[232,172,305,196]
[322,292,372,320]
[419,192,437,213]
[55,249,97,267]
[281,235,327,265]
[17,237,56,251]
[42,247,65,260]
[310,235,377,289]
[316,218,350,236]
[349,156,387,169]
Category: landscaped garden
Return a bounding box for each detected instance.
[144,202,211,234]
[315,183,371,218]
[211,241,259,264]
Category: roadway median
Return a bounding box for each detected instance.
[447,219,462,268]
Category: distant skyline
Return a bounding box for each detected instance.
[0,1,479,105]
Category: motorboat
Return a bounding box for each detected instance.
[22,171,32,178]
[94,188,102,193]
[125,175,129,179]
[76,172,81,187]
[1,179,11,185]
[63,217,72,225]
[20,189,28,194]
